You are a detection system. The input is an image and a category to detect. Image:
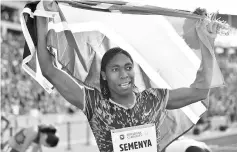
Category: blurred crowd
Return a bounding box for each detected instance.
[1,5,20,24]
[208,52,237,121]
[1,30,72,115]
[1,4,79,117]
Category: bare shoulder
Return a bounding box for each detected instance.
[24,126,38,138]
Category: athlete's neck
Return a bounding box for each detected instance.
[110,92,135,108]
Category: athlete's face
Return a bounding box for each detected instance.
[101,53,135,97]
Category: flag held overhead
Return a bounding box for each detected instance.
[21,0,226,150]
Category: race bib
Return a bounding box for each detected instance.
[111,124,157,152]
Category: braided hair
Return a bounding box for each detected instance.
[100,47,134,100]
[38,124,57,134]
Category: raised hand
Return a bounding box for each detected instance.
[203,13,218,37]
[196,13,220,49]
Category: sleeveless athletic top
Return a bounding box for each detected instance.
[8,126,38,152]
[83,88,169,152]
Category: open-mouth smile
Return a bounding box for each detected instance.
[119,81,132,89]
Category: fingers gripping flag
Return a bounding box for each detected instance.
[21,0,225,150]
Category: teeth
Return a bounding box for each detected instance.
[121,82,129,86]
[120,82,130,88]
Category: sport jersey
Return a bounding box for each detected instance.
[8,127,37,152]
[83,87,169,152]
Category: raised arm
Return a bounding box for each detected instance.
[166,88,209,109]
[36,16,85,109]
[166,15,219,110]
